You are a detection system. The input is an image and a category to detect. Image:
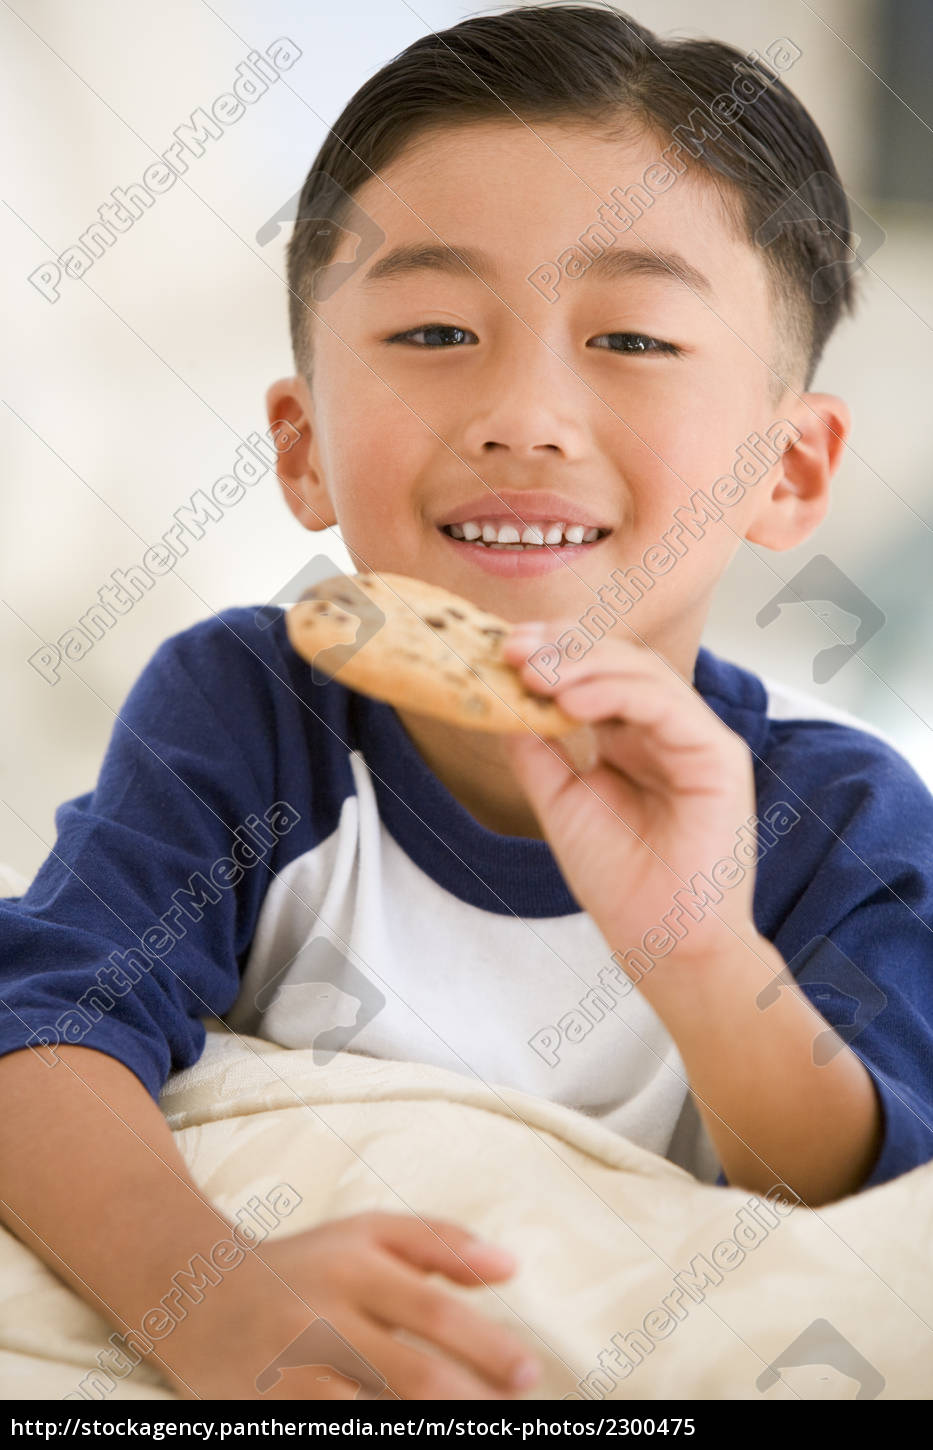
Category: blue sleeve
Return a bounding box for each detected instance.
[714,725,933,1194]
[0,620,284,1098]
[810,896,933,1191]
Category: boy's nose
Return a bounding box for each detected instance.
[459,339,593,461]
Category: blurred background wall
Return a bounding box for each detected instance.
[2,0,931,878]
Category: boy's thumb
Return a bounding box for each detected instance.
[502,725,597,811]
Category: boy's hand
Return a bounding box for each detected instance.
[164,1211,540,1401]
[502,624,760,967]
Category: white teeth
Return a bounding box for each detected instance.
[444,518,606,547]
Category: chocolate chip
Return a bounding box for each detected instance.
[481,625,506,638]
[425,616,446,628]
[448,608,465,619]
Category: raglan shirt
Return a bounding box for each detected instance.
[1,606,931,1191]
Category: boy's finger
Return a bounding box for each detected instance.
[364,1258,540,1396]
[346,1314,533,1401]
[556,679,727,759]
[555,679,745,771]
[556,723,600,774]
[504,622,650,670]
[510,643,667,698]
[504,728,578,797]
[370,1213,518,1282]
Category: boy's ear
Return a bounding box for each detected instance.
[744,393,851,551]
[264,375,338,532]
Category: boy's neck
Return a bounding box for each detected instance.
[395,707,546,839]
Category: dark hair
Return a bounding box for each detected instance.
[286,1,859,399]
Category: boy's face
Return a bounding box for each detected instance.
[271,119,848,669]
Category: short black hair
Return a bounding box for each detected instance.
[286,1,859,402]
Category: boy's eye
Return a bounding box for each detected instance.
[589,333,682,356]
[386,324,479,347]
[384,326,682,357]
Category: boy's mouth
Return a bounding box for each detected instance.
[434,492,613,574]
[438,518,612,550]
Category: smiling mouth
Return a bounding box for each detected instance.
[439,524,612,550]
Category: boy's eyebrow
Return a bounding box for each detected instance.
[360,242,714,296]
[361,244,501,287]
[584,246,715,297]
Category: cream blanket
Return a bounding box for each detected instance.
[0,1018,930,1402]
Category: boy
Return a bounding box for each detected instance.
[2,1,932,1404]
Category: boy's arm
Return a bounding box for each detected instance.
[0,617,543,1398]
[0,618,301,1391]
[503,624,933,1208]
[0,1044,269,1397]
[0,1045,540,1400]
[631,932,884,1205]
